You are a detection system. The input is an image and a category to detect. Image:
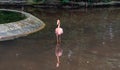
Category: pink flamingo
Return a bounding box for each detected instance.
[55,19,63,67]
[55,19,63,44]
[55,43,63,67]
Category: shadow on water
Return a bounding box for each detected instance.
[0,7,120,70]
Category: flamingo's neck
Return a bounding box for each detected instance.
[57,23,60,28]
[58,25,60,28]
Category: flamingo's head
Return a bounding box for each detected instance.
[57,19,60,25]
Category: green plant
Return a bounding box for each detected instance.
[102,0,111,2]
[61,0,70,3]
[0,11,26,24]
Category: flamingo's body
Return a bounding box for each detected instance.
[55,28,63,36]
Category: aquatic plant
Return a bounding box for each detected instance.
[61,0,70,3]
[86,0,112,3]
[33,0,38,2]
[88,0,94,3]
[0,11,26,24]
[102,0,111,2]
[87,0,95,5]
[32,0,42,3]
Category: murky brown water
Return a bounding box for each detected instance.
[0,7,120,70]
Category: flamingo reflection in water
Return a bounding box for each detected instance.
[55,43,63,67]
[55,19,63,67]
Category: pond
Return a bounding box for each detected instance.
[0,10,26,24]
[0,7,120,70]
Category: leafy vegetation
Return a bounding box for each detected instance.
[61,0,70,3]
[102,0,111,2]
[27,0,113,4]
[0,11,26,24]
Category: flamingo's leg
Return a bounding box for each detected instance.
[57,35,61,44]
[56,34,59,44]
[59,35,61,44]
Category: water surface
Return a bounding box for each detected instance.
[0,7,120,70]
